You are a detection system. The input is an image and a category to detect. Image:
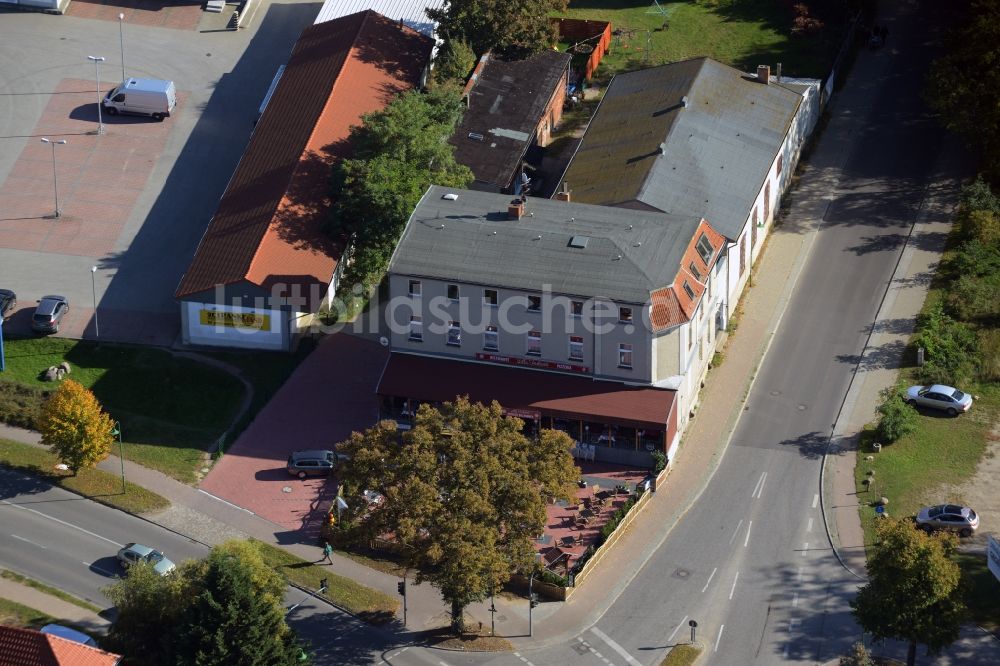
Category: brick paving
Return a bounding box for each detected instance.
[66,0,204,31]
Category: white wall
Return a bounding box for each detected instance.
[181,301,287,351]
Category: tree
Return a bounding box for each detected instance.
[432,38,477,86]
[851,518,965,666]
[327,87,472,289]
[37,379,114,475]
[427,0,567,59]
[875,387,918,444]
[337,397,578,632]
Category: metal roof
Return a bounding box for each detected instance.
[559,57,804,240]
[314,0,445,37]
[389,186,706,303]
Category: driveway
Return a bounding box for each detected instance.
[199,334,387,535]
[0,2,322,345]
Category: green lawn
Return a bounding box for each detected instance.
[557,0,847,81]
[660,643,702,666]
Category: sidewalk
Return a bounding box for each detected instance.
[0,576,108,634]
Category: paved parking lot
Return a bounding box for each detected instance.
[0,2,322,344]
[67,0,204,30]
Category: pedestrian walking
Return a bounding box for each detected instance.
[322,541,333,564]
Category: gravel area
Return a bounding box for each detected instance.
[146,504,250,547]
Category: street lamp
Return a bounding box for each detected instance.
[111,421,125,494]
[117,14,126,83]
[39,138,66,218]
[87,55,106,135]
[90,266,100,339]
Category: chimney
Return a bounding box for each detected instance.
[507,198,525,220]
[556,182,571,202]
[757,65,770,84]
[776,62,782,82]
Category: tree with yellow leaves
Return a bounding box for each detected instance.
[38,379,114,475]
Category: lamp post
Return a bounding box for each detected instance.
[90,266,100,339]
[117,14,126,83]
[111,421,125,494]
[39,138,66,218]
[87,55,106,135]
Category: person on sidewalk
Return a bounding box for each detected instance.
[322,542,333,565]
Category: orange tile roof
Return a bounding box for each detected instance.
[0,626,121,666]
[176,10,433,301]
[649,219,727,330]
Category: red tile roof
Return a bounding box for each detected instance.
[176,11,433,300]
[0,626,121,666]
[649,219,727,330]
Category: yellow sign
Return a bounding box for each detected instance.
[199,309,270,330]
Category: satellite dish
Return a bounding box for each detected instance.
[379,336,389,347]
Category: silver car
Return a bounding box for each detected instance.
[117,542,176,576]
[915,504,979,537]
[31,295,69,334]
[905,384,973,416]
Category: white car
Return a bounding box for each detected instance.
[905,384,973,416]
[117,543,176,576]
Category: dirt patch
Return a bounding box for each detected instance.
[929,424,1000,547]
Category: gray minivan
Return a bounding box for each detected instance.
[286,450,336,479]
[103,78,176,121]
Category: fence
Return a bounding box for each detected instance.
[552,18,612,82]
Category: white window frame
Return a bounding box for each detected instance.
[409,315,422,341]
[447,284,460,301]
[569,335,584,361]
[526,330,542,356]
[447,320,461,346]
[618,343,633,369]
[408,280,421,297]
[484,289,498,306]
[483,325,499,351]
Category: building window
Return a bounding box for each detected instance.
[682,280,695,300]
[408,280,421,297]
[740,234,747,276]
[447,321,461,346]
[527,295,542,312]
[618,343,633,369]
[409,316,422,341]
[569,335,583,361]
[526,330,542,356]
[752,208,759,248]
[484,289,498,306]
[571,300,584,317]
[483,325,499,351]
[447,284,459,301]
[777,154,783,177]
[619,306,633,323]
[696,233,714,265]
[689,261,702,282]
[764,181,771,221]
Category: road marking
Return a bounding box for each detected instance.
[729,519,744,545]
[802,542,809,557]
[196,489,254,514]
[668,615,688,642]
[792,592,799,608]
[729,571,740,600]
[751,472,767,498]
[701,568,717,593]
[715,625,725,652]
[807,517,814,532]
[744,521,753,547]
[591,626,642,666]
[797,567,804,583]
[577,639,614,666]
[812,494,819,509]
[513,652,535,666]
[85,562,118,577]
[2,500,122,547]
[10,534,46,549]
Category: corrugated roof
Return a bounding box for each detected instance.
[449,51,571,190]
[176,11,433,300]
[389,186,709,304]
[314,0,445,37]
[0,626,121,666]
[559,57,803,239]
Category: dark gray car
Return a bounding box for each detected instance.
[0,289,15,319]
[31,295,69,334]
[287,450,336,479]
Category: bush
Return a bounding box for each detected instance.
[0,382,46,429]
[875,387,918,444]
[914,303,977,384]
[839,641,874,666]
[651,450,667,474]
[977,328,1000,382]
[433,39,477,86]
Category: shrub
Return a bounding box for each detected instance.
[651,450,667,474]
[0,382,47,429]
[947,271,1000,323]
[839,642,874,666]
[433,39,477,86]
[875,387,918,444]
[977,328,1000,383]
[950,239,1000,279]
[914,303,977,385]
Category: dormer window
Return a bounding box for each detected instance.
[689,261,702,281]
[696,233,714,265]
[682,280,696,300]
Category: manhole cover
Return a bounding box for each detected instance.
[672,568,691,579]
[770,390,782,396]
[282,486,293,493]
[797,404,807,411]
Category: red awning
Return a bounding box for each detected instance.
[377,353,675,430]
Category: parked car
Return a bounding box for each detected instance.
[116,543,176,575]
[286,450,337,479]
[0,289,15,319]
[31,295,69,334]
[915,504,979,537]
[40,624,97,647]
[905,384,973,416]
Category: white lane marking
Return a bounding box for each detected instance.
[812,494,819,509]
[577,639,614,666]
[668,615,688,642]
[729,519,744,545]
[802,542,809,557]
[792,592,799,608]
[807,517,814,532]
[729,571,740,600]
[715,625,725,652]
[744,520,753,547]
[387,646,409,658]
[196,489,254,514]
[10,534,46,549]
[85,562,118,577]
[751,472,767,499]
[701,568,717,593]
[2,500,122,547]
[513,652,535,666]
[591,626,642,666]
[797,567,804,583]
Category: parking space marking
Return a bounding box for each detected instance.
[591,626,642,666]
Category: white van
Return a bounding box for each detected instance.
[103,78,176,121]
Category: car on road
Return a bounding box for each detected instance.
[915,504,979,537]
[0,289,15,319]
[116,543,176,575]
[286,450,338,479]
[31,295,69,334]
[905,384,973,416]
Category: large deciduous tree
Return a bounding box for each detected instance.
[37,379,114,475]
[850,518,964,666]
[427,0,567,59]
[337,397,578,632]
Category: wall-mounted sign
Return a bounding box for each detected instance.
[504,407,542,421]
[475,352,589,374]
[988,534,1000,583]
[200,309,270,330]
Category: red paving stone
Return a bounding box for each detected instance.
[0,78,178,257]
[66,0,203,31]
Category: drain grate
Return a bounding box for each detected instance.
[671,568,691,579]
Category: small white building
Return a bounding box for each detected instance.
[314,0,446,38]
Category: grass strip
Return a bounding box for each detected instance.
[250,540,399,624]
[0,597,58,630]
[0,439,170,514]
[660,643,703,666]
[0,570,103,614]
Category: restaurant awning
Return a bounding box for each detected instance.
[377,353,675,431]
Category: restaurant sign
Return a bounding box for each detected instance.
[504,407,542,421]
[475,352,589,374]
[989,534,1000,583]
[200,309,270,330]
